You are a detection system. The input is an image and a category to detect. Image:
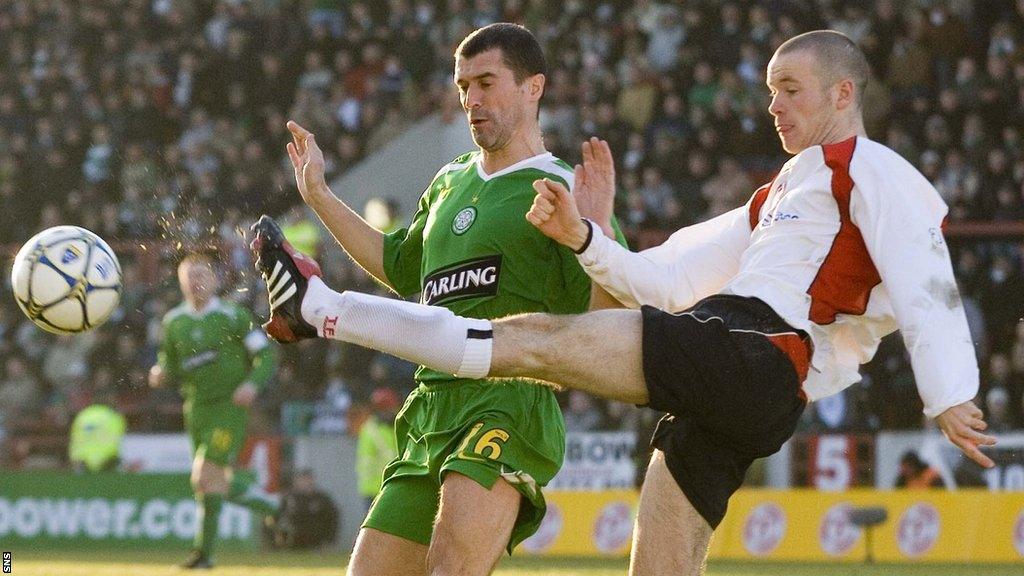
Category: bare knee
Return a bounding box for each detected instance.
[193,460,229,494]
[425,525,460,576]
[427,517,486,576]
[348,528,426,576]
[427,474,517,576]
[427,525,504,576]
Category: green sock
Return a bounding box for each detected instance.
[194,494,223,559]
[228,472,279,518]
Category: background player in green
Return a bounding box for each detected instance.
[256,23,622,576]
[148,253,278,569]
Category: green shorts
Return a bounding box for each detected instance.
[363,379,565,552]
[185,399,248,467]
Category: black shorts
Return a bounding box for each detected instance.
[641,295,809,528]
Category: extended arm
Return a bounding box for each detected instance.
[286,121,389,285]
[528,135,751,311]
[576,208,750,312]
[529,175,750,312]
[852,168,994,467]
[149,321,179,388]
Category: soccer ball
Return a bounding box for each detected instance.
[10,226,123,335]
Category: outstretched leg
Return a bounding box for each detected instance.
[251,215,649,403]
[300,288,651,404]
[489,309,648,404]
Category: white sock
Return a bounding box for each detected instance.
[300,277,493,378]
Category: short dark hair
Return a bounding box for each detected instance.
[776,30,871,108]
[900,451,927,471]
[455,23,546,84]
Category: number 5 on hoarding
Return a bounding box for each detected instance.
[812,435,853,491]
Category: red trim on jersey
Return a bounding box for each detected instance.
[766,332,811,401]
[748,180,774,230]
[806,137,881,325]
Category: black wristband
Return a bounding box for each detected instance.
[573,218,594,254]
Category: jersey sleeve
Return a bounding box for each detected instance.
[850,164,978,419]
[382,187,432,298]
[575,206,750,312]
[546,238,593,313]
[234,306,278,391]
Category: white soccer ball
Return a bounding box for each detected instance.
[10,226,123,335]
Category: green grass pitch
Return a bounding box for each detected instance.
[5,549,1023,576]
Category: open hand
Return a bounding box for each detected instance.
[573,137,616,237]
[286,120,328,205]
[935,400,996,468]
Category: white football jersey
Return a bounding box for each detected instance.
[578,135,977,418]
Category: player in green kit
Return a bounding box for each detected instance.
[149,253,278,569]
[251,23,623,576]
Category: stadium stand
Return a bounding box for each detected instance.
[2,0,1024,470]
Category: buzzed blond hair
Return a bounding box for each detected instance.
[776,30,871,108]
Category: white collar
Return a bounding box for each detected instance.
[186,297,221,317]
[475,151,553,182]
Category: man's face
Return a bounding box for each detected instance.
[766,50,836,154]
[178,260,217,307]
[455,49,535,152]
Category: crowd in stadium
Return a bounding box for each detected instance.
[3,0,1024,468]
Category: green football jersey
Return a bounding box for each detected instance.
[157,298,276,404]
[383,150,612,384]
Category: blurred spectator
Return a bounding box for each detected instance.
[985,353,1016,412]
[0,356,43,428]
[363,197,402,234]
[643,6,684,73]
[68,400,127,473]
[617,67,658,133]
[563,390,602,433]
[273,468,339,550]
[309,374,352,435]
[984,387,1015,433]
[637,166,680,227]
[702,157,753,219]
[356,388,400,509]
[805,390,848,432]
[687,61,720,112]
[43,333,97,412]
[281,206,323,258]
[604,401,642,432]
[367,107,410,153]
[981,256,1024,354]
[895,450,945,489]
